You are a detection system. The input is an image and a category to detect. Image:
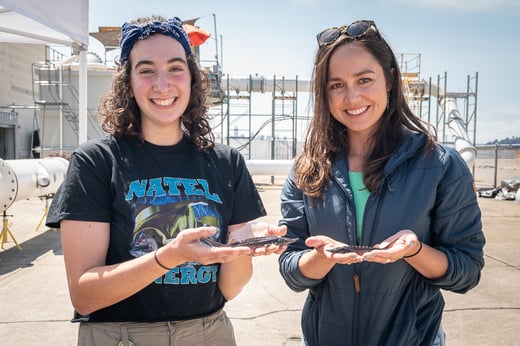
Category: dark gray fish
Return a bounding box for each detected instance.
[326,243,391,255]
[200,236,297,249]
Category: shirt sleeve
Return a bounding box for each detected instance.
[278,171,324,292]
[228,148,266,225]
[424,146,486,293]
[46,141,113,228]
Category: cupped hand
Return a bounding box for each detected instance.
[362,229,420,264]
[228,222,288,256]
[306,235,364,265]
[167,227,252,265]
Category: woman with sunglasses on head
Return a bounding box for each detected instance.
[278,20,485,345]
[46,15,287,345]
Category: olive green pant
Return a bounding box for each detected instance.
[77,309,236,346]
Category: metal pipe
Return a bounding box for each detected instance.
[0,157,68,212]
[246,160,293,176]
[443,97,477,169]
[410,79,477,169]
[223,76,310,93]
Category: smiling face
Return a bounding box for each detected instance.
[327,43,390,143]
[129,34,191,145]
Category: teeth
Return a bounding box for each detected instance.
[347,106,368,115]
[153,98,175,106]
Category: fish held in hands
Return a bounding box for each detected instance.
[200,236,297,249]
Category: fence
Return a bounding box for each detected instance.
[236,140,519,189]
[0,110,17,126]
[473,145,520,189]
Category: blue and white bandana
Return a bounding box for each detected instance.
[119,17,192,65]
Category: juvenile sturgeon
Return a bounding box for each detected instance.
[326,243,392,255]
[200,236,297,249]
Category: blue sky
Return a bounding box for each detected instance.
[88,0,520,144]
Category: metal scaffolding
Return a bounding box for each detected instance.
[400,53,479,148]
[209,74,309,160]
[208,55,479,166]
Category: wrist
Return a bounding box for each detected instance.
[154,249,172,270]
[403,241,422,258]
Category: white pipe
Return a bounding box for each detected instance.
[223,76,311,93]
[0,158,68,212]
[412,80,477,169]
[246,159,293,176]
[443,97,477,169]
[78,49,88,144]
[59,65,64,155]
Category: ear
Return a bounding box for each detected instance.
[387,68,395,92]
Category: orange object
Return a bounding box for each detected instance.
[183,23,211,47]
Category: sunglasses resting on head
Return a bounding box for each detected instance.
[317,19,380,47]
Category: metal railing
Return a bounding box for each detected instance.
[473,145,520,189]
[0,111,17,126]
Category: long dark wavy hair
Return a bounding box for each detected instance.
[98,16,214,150]
[294,28,436,198]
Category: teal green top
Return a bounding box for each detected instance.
[348,171,370,244]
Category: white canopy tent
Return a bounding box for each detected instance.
[0,0,89,143]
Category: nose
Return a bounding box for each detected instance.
[153,72,170,92]
[343,86,359,102]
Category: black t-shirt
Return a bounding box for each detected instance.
[46,135,266,322]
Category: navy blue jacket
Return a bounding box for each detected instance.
[279,132,485,346]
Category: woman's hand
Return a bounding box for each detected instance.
[163,227,252,266]
[306,235,364,265]
[362,229,421,264]
[227,222,288,256]
[218,222,287,300]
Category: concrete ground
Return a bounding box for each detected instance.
[1,175,519,345]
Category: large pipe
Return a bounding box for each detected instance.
[246,159,293,176]
[408,80,477,169]
[0,158,68,212]
[443,97,477,168]
[224,76,311,93]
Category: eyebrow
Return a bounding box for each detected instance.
[328,69,376,81]
[134,57,188,69]
[354,69,377,76]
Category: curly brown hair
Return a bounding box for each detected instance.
[98,15,214,150]
[294,29,436,198]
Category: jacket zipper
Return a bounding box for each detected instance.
[332,164,362,344]
[352,268,360,345]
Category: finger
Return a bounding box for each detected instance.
[260,224,287,237]
[212,246,252,258]
[332,253,361,263]
[338,256,359,265]
[271,225,287,236]
[181,226,218,242]
[377,237,398,249]
[273,245,288,254]
[305,236,330,248]
[254,245,275,256]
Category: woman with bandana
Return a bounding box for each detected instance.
[278,20,485,345]
[46,15,286,345]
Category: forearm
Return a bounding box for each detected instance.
[69,248,176,315]
[218,256,253,300]
[404,242,448,279]
[298,248,335,280]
